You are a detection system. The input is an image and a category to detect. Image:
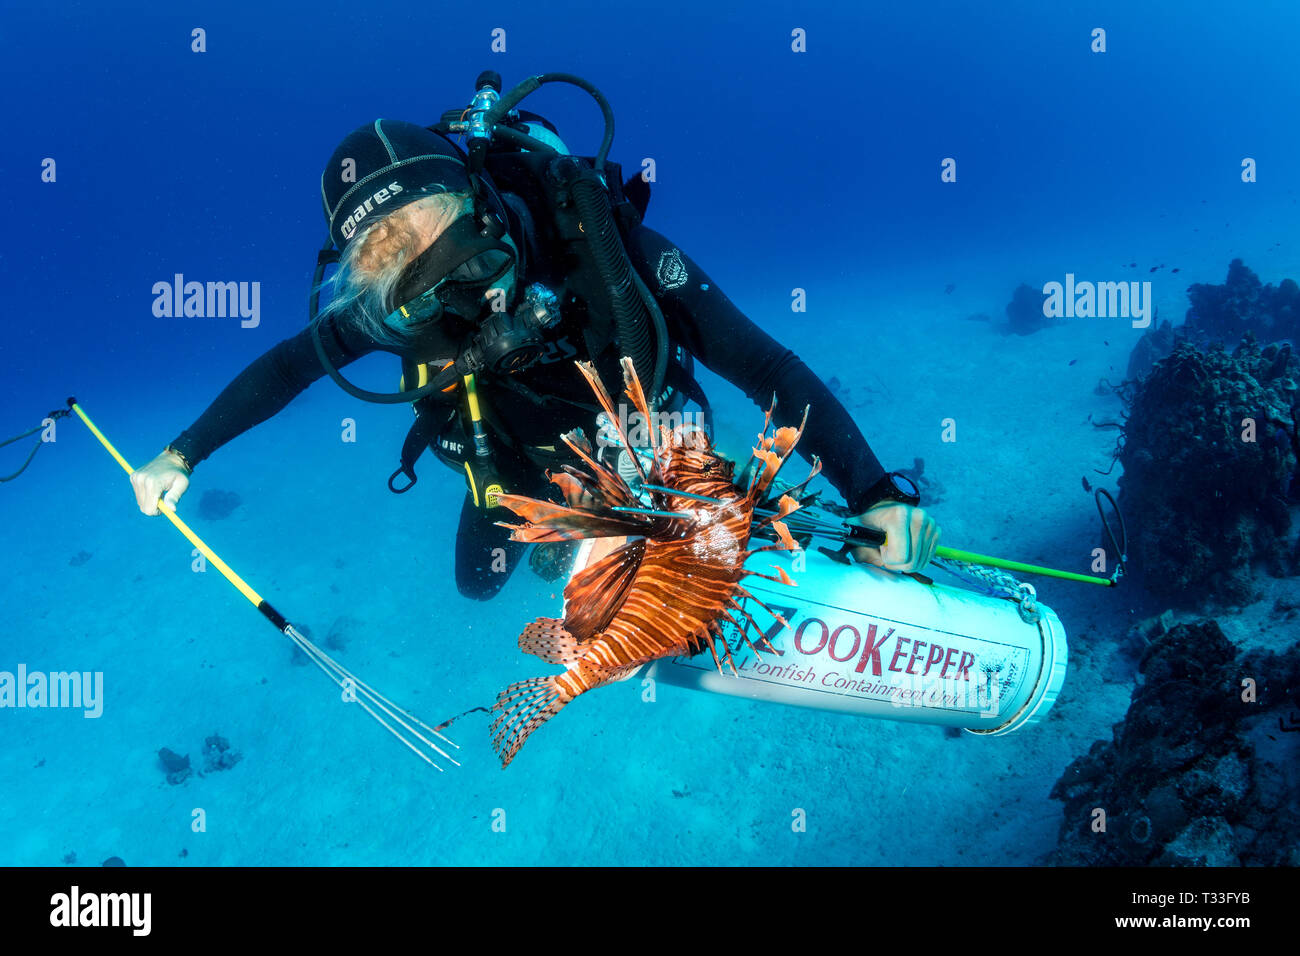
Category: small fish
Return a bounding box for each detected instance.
[1103,340,1109,346]
[1171,268,1180,273]
[1082,476,1092,493]
[1069,359,1078,366]
[1149,266,1158,273]
[1129,262,1137,268]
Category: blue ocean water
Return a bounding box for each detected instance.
[2,0,1298,866]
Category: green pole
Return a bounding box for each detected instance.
[936,545,1114,587]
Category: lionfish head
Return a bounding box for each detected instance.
[662,438,738,498]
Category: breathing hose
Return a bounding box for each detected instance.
[485,72,616,170]
[568,165,668,398]
[485,72,669,400]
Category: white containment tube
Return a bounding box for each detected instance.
[570,539,1068,736]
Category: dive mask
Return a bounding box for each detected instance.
[387,213,516,326]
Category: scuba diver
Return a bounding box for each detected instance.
[129,72,940,600]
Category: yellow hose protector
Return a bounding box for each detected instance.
[463,461,480,507]
[464,373,483,421]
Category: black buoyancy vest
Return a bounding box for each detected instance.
[390,142,712,493]
[482,148,646,362]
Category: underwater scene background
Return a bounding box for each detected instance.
[2,0,1297,866]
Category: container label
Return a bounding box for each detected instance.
[660,587,1033,717]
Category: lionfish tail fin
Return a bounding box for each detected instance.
[489,677,569,769]
[519,618,585,665]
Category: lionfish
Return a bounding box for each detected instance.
[489,356,821,767]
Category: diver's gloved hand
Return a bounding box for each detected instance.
[130,450,191,516]
[848,502,940,572]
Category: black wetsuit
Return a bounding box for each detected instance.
[169,224,890,599]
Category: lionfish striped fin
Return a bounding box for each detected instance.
[745,525,800,555]
[770,418,806,459]
[490,677,567,768]
[730,589,792,636]
[518,618,585,665]
[547,471,586,506]
[742,564,797,586]
[701,627,739,676]
[725,596,780,653]
[718,607,777,659]
[620,356,659,460]
[563,539,646,641]
[558,433,638,508]
[779,455,823,503]
[770,518,799,551]
[748,406,810,498]
[758,395,777,442]
[756,493,803,527]
[495,494,647,543]
[751,448,795,502]
[574,360,650,486]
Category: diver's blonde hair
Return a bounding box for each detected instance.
[314,189,475,346]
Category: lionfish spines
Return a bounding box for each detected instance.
[488,357,817,768]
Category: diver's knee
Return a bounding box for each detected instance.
[458,581,503,601]
[455,564,511,601]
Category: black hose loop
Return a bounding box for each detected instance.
[1095,487,1128,582]
[1,404,71,482]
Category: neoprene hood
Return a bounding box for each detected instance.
[320,119,473,251]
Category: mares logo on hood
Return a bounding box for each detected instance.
[656,248,688,292]
[340,181,405,241]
